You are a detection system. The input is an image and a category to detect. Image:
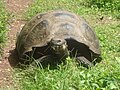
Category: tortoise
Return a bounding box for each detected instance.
[16,10,101,67]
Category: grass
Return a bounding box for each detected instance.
[14,0,120,90]
[81,0,120,10]
[0,0,8,54]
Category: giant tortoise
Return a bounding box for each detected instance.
[16,10,101,67]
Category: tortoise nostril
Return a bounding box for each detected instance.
[57,40,61,43]
[51,39,65,45]
[54,39,63,45]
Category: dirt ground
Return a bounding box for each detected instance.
[0,0,33,88]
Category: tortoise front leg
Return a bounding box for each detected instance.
[31,55,62,69]
[76,56,94,68]
[31,55,53,66]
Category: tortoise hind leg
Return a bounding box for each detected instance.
[76,56,94,68]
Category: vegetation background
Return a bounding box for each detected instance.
[0,0,120,90]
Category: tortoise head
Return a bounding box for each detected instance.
[50,38,69,58]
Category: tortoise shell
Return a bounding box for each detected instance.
[16,10,100,61]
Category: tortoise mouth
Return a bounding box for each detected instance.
[50,38,67,54]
